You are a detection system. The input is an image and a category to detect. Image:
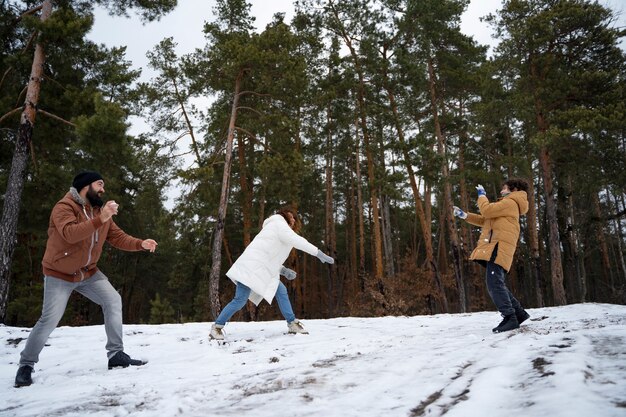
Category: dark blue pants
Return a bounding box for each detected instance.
[485,262,522,316]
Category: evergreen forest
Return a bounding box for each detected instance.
[1,0,625,327]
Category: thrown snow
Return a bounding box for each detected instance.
[1,303,625,417]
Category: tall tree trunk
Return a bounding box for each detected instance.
[537,145,567,305]
[355,118,366,279]
[383,79,447,311]
[348,148,359,292]
[353,73,383,281]
[208,72,242,319]
[375,113,394,278]
[557,182,578,301]
[236,133,257,321]
[593,192,612,292]
[328,1,383,281]
[258,136,268,229]
[325,105,337,315]
[381,194,394,277]
[237,137,253,247]
[428,56,466,312]
[613,194,626,302]
[457,101,474,312]
[0,0,52,320]
[531,57,567,306]
[563,177,586,302]
[526,175,545,307]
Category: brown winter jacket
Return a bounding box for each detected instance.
[465,190,529,272]
[41,190,144,282]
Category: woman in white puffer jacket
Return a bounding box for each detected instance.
[209,206,334,340]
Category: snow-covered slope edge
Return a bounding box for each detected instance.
[1,303,625,417]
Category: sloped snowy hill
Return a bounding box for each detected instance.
[1,303,625,417]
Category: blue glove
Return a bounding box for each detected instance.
[453,206,467,219]
[280,266,297,280]
[476,184,486,197]
[316,250,334,264]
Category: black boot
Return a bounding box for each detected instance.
[492,313,520,333]
[108,351,147,370]
[516,308,530,325]
[15,365,33,387]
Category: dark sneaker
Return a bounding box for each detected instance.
[492,314,520,333]
[108,351,147,370]
[15,365,33,387]
[516,309,530,325]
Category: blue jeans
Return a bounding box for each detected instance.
[20,271,124,367]
[485,262,522,316]
[215,281,296,326]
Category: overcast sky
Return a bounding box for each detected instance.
[87,0,625,99]
[84,0,624,207]
[87,1,504,84]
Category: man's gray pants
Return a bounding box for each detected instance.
[19,271,124,367]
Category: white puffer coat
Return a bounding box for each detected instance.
[226,214,319,305]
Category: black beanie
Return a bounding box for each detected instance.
[72,171,103,191]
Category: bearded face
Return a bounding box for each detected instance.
[86,184,104,207]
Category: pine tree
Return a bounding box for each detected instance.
[488,0,625,305]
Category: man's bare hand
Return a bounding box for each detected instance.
[100,201,119,223]
[141,239,158,252]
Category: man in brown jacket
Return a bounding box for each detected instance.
[453,178,530,333]
[14,171,158,387]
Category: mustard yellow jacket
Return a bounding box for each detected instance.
[464,191,529,272]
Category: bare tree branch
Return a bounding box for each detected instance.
[234,126,274,152]
[22,31,36,54]
[15,85,27,107]
[18,4,44,20]
[42,74,67,91]
[0,68,13,91]
[0,107,22,125]
[37,109,76,127]
[235,106,264,116]
[237,90,272,99]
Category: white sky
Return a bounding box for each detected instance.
[88,1,501,79]
[84,0,625,208]
[2,303,625,416]
[87,0,625,134]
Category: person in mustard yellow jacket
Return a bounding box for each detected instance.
[453,178,531,333]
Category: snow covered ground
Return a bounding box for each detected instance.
[1,303,625,417]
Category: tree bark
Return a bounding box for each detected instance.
[593,192,612,292]
[208,72,242,320]
[428,56,466,312]
[537,145,567,305]
[526,176,545,307]
[236,134,253,247]
[613,194,626,302]
[0,0,52,321]
[328,0,383,281]
[383,78,447,311]
[354,118,366,279]
[348,144,359,292]
[381,194,394,277]
[325,104,337,315]
[530,56,567,306]
[236,131,257,321]
[562,177,586,302]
